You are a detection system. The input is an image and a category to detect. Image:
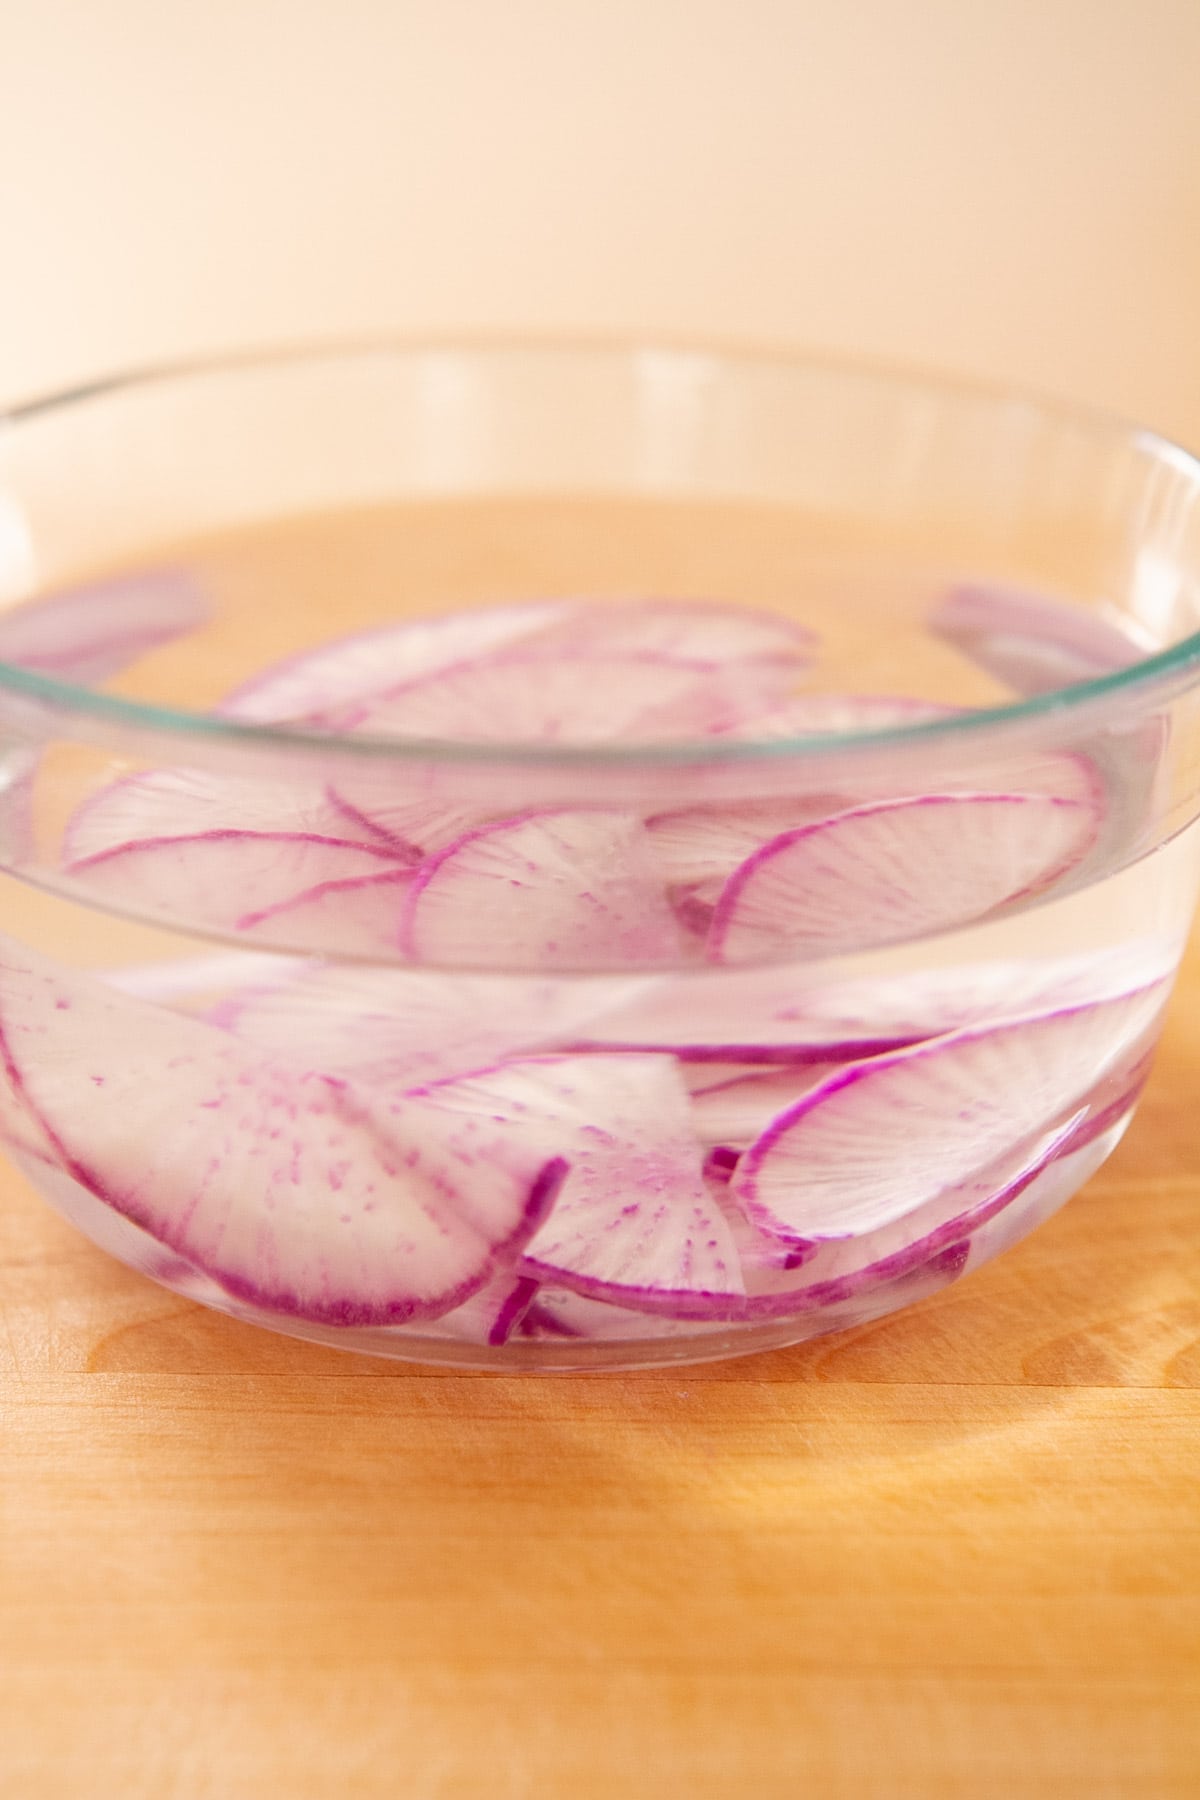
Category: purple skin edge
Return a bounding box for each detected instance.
[706,791,1100,964]
[0,1000,571,1326]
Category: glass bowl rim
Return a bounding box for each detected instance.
[2,332,1200,771]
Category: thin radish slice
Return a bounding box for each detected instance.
[64,766,405,862]
[218,597,811,729]
[732,979,1165,1242]
[65,830,413,953]
[0,941,568,1325]
[218,600,574,724]
[219,963,654,1087]
[521,1289,722,1341]
[0,569,210,684]
[708,791,1100,964]
[341,650,785,743]
[401,810,681,971]
[320,786,488,862]
[930,584,1150,696]
[647,796,847,895]
[409,1055,744,1313]
[568,941,1173,1064]
[718,692,956,739]
[516,597,815,665]
[424,1271,540,1346]
[687,1062,845,1148]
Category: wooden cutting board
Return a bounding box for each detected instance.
[1,942,1198,1799]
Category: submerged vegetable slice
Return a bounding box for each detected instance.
[0,941,566,1325]
[930,584,1150,696]
[732,979,1165,1242]
[218,596,811,728]
[400,810,681,970]
[219,963,653,1087]
[342,649,785,743]
[0,569,210,683]
[708,791,1100,963]
[409,1055,744,1313]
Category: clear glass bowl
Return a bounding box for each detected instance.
[1,341,1199,1371]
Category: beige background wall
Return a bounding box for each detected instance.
[2,0,1198,443]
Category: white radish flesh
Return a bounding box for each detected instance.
[930,584,1149,696]
[219,963,654,1087]
[0,941,567,1324]
[409,1055,744,1312]
[400,810,681,971]
[732,981,1165,1242]
[342,650,784,743]
[0,569,210,683]
[708,791,1100,964]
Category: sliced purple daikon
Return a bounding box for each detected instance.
[0,569,210,684]
[687,1062,845,1148]
[341,649,784,743]
[930,583,1150,696]
[718,692,956,739]
[400,810,681,970]
[65,766,402,862]
[424,1271,541,1345]
[567,942,1171,1065]
[516,597,815,666]
[409,1054,744,1313]
[219,963,654,1086]
[520,1288,723,1341]
[708,791,1099,964]
[732,979,1166,1243]
[218,600,575,724]
[65,829,413,953]
[0,941,567,1325]
[219,596,811,729]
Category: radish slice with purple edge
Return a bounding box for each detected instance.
[340,649,786,743]
[65,828,414,954]
[521,1288,728,1341]
[686,1062,844,1149]
[568,941,1171,1064]
[515,596,815,665]
[0,568,210,684]
[218,599,578,724]
[408,1055,745,1313]
[731,977,1166,1243]
[930,583,1151,697]
[424,1271,541,1345]
[707,790,1100,964]
[218,596,812,727]
[218,963,654,1086]
[64,766,408,862]
[0,941,568,1326]
[401,810,681,970]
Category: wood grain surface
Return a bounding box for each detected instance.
[0,927,1197,1800]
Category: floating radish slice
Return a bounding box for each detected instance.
[718,692,956,739]
[409,1055,744,1313]
[647,796,846,895]
[708,791,1100,964]
[65,829,413,953]
[930,584,1150,696]
[64,766,403,862]
[732,1109,1096,1319]
[401,810,681,971]
[686,1063,844,1148]
[218,600,575,724]
[319,785,489,862]
[219,963,654,1086]
[424,1271,540,1345]
[516,597,815,665]
[568,941,1172,1064]
[732,979,1165,1242]
[0,942,567,1325]
[520,1288,723,1341]
[218,597,811,729]
[342,650,784,743]
[0,569,210,684]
